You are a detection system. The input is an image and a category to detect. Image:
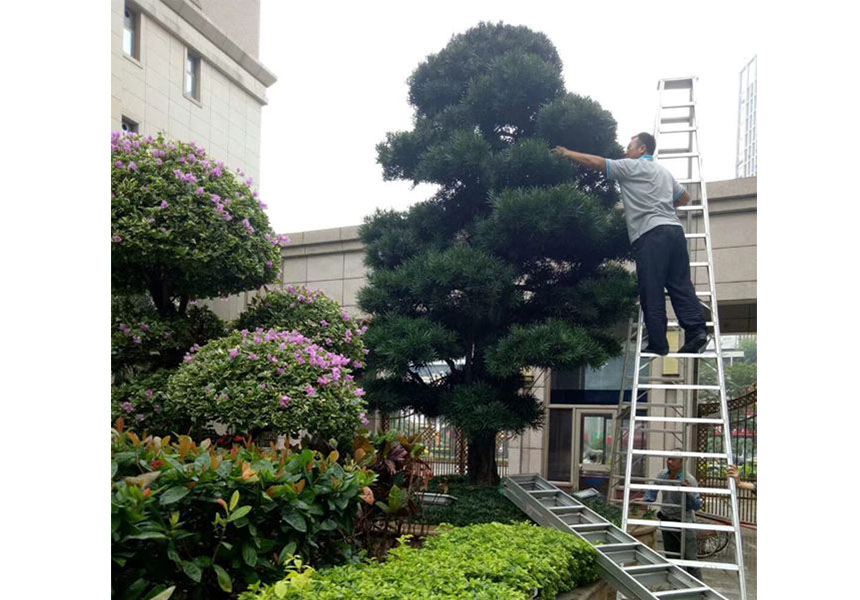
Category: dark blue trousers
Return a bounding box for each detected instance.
[632,225,707,353]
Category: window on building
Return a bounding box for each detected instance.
[184,50,201,101]
[121,116,139,133]
[122,4,140,60]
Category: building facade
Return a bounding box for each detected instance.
[736,56,758,178]
[210,176,757,489]
[110,0,276,182]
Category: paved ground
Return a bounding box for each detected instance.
[654,526,757,600]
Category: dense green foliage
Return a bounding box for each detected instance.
[112,294,227,380]
[239,522,599,599]
[234,286,368,365]
[111,131,286,317]
[165,329,366,445]
[360,22,636,484]
[415,475,526,527]
[111,426,375,600]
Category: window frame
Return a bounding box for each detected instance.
[121,116,139,134]
[122,3,141,62]
[183,47,202,104]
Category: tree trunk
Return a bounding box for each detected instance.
[467,432,499,486]
[148,274,177,318]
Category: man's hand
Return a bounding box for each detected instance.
[550,146,606,172]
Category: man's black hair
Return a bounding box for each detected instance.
[634,132,656,155]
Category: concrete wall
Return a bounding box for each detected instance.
[111,0,275,182]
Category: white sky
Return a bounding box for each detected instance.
[259,1,756,234]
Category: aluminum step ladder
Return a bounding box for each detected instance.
[610,76,748,600]
[502,474,730,600]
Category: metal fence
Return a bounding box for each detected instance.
[379,410,511,478]
[695,387,757,525]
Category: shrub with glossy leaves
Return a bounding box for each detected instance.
[234,286,368,365]
[239,522,599,599]
[111,424,375,599]
[165,329,367,445]
[111,131,288,316]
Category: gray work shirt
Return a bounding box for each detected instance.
[605,155,686,243]
[643,469,704,521]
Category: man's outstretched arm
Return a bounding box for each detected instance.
[552,146,606,173]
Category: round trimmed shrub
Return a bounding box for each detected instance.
[166,328,367,445]
[110,369,186,435]
[235,285,368,364]
[111,131,288,314]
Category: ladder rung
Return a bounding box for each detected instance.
[661,116,693,124]
[570,523,610,532]
[667,320,715,327]
[659,126,696,133]
[662,102,695,108]
[641,352,717,359]
[676,205,704,212]
[688,262,709,268]
[659,147,693,155]
[658,152,700,159]
[637,383,720,390]
[621,427,687,434]
[595,542,641,552]
[627,483,732,496]
[670,559,740,572]
[547,505,584,511]
[636,416,724,425]
[631,449,728,459]
[627,518,735,532]
[654,588,712,598]
[662,290,710,296]
[624,564,671,574]
[684,233,706,239]
[617,401,694,408]
[661,79,693,90]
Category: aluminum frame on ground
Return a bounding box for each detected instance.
[502,474,730,600]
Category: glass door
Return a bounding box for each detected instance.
[574,409,613,494]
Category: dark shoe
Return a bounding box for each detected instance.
[679,331,709,354]
[641,345,669,356]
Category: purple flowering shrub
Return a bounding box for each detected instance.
[112,294,226,378]
[166,328,368,446]
[111,369,186,435]
[111,131,288,316]
[234,285,369,365]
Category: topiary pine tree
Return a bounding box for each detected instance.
[358,22,637,485]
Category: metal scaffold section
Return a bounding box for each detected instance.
[606,76,748,600]
[502,474,729,599]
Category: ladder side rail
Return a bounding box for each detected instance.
[622,315,646,530]
[690,77,748,600]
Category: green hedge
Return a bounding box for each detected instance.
[239,522,599,599]
[415,475,527,526]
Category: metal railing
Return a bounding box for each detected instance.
[696,387,757,525]
[379,410,510,477]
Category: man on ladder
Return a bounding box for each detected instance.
[552,133,709,356]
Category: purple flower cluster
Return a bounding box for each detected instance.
[223,328,358,407]
[265,233,291,248]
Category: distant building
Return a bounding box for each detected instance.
[111,0,276,182]
[736,56,757,178]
